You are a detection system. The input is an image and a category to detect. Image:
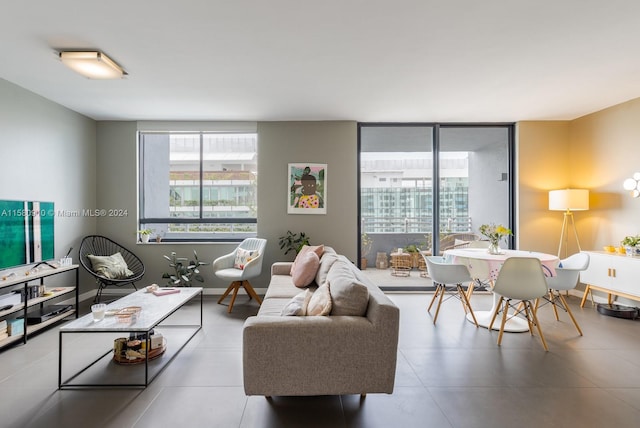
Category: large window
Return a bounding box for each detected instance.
[359,124,513,266]
[138,131,258,242]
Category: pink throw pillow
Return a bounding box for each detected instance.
[292,251,320,288]
[290,244,325,275]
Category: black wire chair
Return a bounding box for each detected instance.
[79,235,145,303]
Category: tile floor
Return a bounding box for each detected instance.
[1,291,640,428]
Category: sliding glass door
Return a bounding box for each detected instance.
[359,124,513,286]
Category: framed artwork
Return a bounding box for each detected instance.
[288,163,327,214]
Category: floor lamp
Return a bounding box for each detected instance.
[549,189,589,259]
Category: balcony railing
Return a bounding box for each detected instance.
[361,216,472,234]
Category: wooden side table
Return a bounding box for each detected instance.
[390,252,412,277]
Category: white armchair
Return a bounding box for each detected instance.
[213,238,267,313]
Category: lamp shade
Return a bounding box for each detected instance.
[549,189,589,211]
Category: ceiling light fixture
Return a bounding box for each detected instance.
[59,51,126,79]
[622,172,640,198]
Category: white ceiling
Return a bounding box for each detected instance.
[2,1,640,122]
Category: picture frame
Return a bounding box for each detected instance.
[287,163,327,214]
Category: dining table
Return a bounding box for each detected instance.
[443,248,559,332]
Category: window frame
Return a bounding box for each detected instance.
[138,130,258,243]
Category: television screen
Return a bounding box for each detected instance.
[0,200,55,270]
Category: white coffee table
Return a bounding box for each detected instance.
[58,287,202,389]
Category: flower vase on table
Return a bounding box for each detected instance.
[488,240,502,255]
[479,223,512,255]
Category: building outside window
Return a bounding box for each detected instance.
[138,131,257,242]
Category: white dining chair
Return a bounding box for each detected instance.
[463,240,492,300]
[424,255,478,326]
[539,252,590,336]
[489,257,549,351]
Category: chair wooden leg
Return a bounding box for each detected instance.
[558,293,583,336]
[489,296,504,330]
[228,282,241,313]
[459,285,478,327]
[549,290,560,321]
[528,300,549,351]
[497,299,509,346]
[242,280,263,305]
[433,284,446,324]
[427,286,440,312]
[522,301,535,335]
[217,281,237,304]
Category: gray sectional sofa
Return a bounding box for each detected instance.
[242,247,400,397]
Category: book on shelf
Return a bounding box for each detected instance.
[152,287,181,296]
[0,331,8,341]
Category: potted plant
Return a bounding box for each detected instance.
[278,230,311,256]
[162,250,208,286]
[621,235,640,256]
[360,233,373,269]
[138,229,153,243]
[403,244,421,267]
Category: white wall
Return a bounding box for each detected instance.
[0,78,97,290]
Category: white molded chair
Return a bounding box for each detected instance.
[463,240,492,299]
[424,255,478,326]
[489,257,549,351]
[213,238,267,313]
[540,252,590,336]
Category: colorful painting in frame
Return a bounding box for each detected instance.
[288,163,327,214]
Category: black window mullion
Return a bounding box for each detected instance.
[199,133,204,219]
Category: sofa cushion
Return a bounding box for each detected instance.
[257,297,295,317]
[87,252,134,279]
[307,284,332,316]
[281,289,314,316]
[291,251,320,288]
[265,275,317,299]
[326,260,370,316]
[290,245,324,274]
[315,252,339,286]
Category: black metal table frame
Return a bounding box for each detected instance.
[58,289,202,389]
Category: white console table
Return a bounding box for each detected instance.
[579,251,640,307]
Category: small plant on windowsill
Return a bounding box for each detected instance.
[162,250,209,286]
[278,230,311,256]
[138,229,153,243]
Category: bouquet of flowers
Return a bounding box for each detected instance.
[479,223,512,246]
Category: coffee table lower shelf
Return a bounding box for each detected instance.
[58,287,202,389]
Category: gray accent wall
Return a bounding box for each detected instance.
[0,78,96,291]
[95,120,358,291]
[257,121,359,277]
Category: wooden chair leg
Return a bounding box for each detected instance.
[459,285,478,327]
[427,286,440,312]
[242,280,263,305]
[558,293,583,336]
[489,296,504,330]
[433,284,446,324]
[217,281,237,304]
[549,291,560,320]
[228,282,241,313]
[528,300,549,351]
[497,299,509,346]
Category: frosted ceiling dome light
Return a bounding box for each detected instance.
[59,51,126,79]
